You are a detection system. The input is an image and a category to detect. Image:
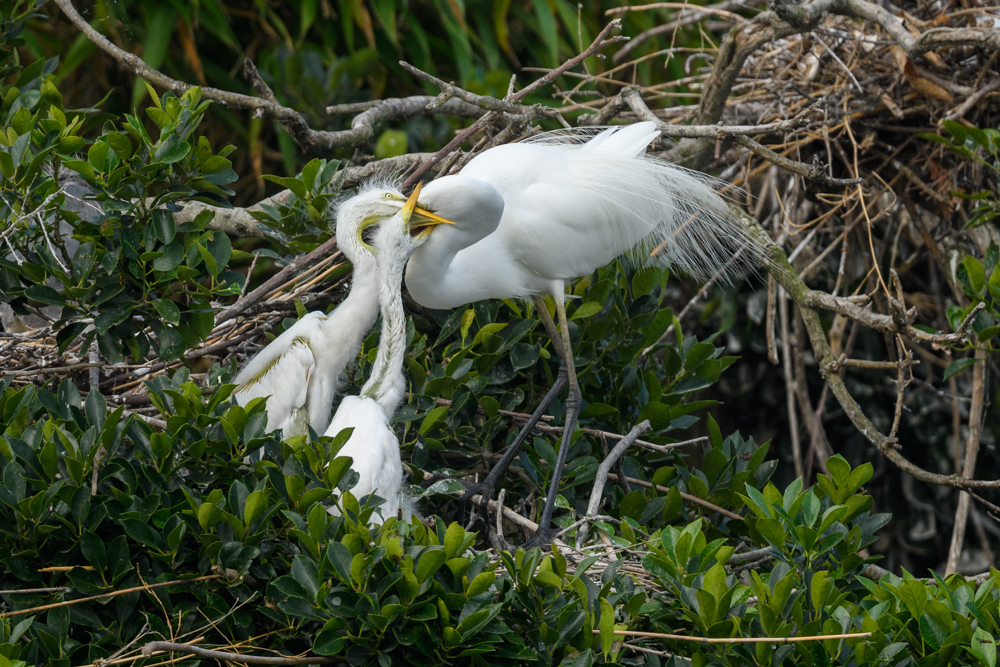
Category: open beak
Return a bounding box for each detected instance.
[403,183,456,230]
[400,182,422,226]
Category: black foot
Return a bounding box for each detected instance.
[457,478,498,529]
[520,525,559,550]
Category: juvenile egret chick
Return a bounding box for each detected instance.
[232,181,446,445]
[325,184,443,524]
[404,122,767,543]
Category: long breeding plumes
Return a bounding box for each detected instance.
[477,122,765,283]
[405,122,766,311]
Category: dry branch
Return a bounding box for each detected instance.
[577,420,652,547]
[401,18,629,189]
[141,642,336,665]
[756,216,1000,493]
[946,346,988,575]
[600,629,872,644]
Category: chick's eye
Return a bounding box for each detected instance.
[382,193,393,200]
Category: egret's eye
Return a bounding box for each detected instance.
[382,193,394,200]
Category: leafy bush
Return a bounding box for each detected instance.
[0,55,242,361]
[2,370,999,666]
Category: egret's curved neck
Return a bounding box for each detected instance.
[318,234,380,371]
[361,252,408,416]
[404,175,506,309]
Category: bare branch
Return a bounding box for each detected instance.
[141,642,336,665]
[577,420,652,547]
[751,211,1000,492]
[399,62,564,122]
[401,19,629,189]
[622,87,813,137]
[946,346,988,575]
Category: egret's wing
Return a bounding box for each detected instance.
[234,314,327,435]
[525,123,658,156]
[234,312,325,387]
[462,124,764,283]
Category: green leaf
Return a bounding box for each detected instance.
[963,256,986,294]
[292,554,320,600]
[207,231,232,273]
[87,141,109,172]
[152,209,176,244]
[599,597,615,659]
[152,242,184,272]
[72,242,96,282]
[243,490,266,527]
[971,626,997,667]
[152,299,180,326]
[24,284,66,306]
[756,518,786,549]
[419,405,449,435]
[943,357,977,381]
[919,612,947,650]
[810,571,832,611]
[314,621,346,656]
[899,578,927,619]
[570,301,603,320]
[94,302,133,334]
[154,137,191,163]
[443,522,464,559]
[61,159,94,181]
[195,243,218,277]
[415,548,446,582]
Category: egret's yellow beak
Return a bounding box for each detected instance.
[400,182,422,225]
[404,183,456,230]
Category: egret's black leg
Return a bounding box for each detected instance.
[522,297,582,549]
[460,363,569,526]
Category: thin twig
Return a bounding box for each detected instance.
[577,421,652,547]
[0,574,222,618]
[945,345,988,576]
[141,642,336,665]
[598,629,872,643]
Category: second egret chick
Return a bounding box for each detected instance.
[325,184,443,524]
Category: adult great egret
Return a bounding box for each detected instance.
[403,121,767,544]
[232,181,449,446]
[324,185,439,523]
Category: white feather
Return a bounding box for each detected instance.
[324,191,430,524]
[405,122,765,310]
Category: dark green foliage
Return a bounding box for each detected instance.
[0,47,347,364]
[920,121,1000,231]
[3,373,1000,666]
[0,56,242,362]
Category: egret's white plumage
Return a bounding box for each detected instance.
[233,182,437,441]
[404,121,763,308]
[325,185,439,524]
[399,122,766,542]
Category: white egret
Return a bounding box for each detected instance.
[324,184,440,524]
[232,181,448,448]
[403,121,767,544]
